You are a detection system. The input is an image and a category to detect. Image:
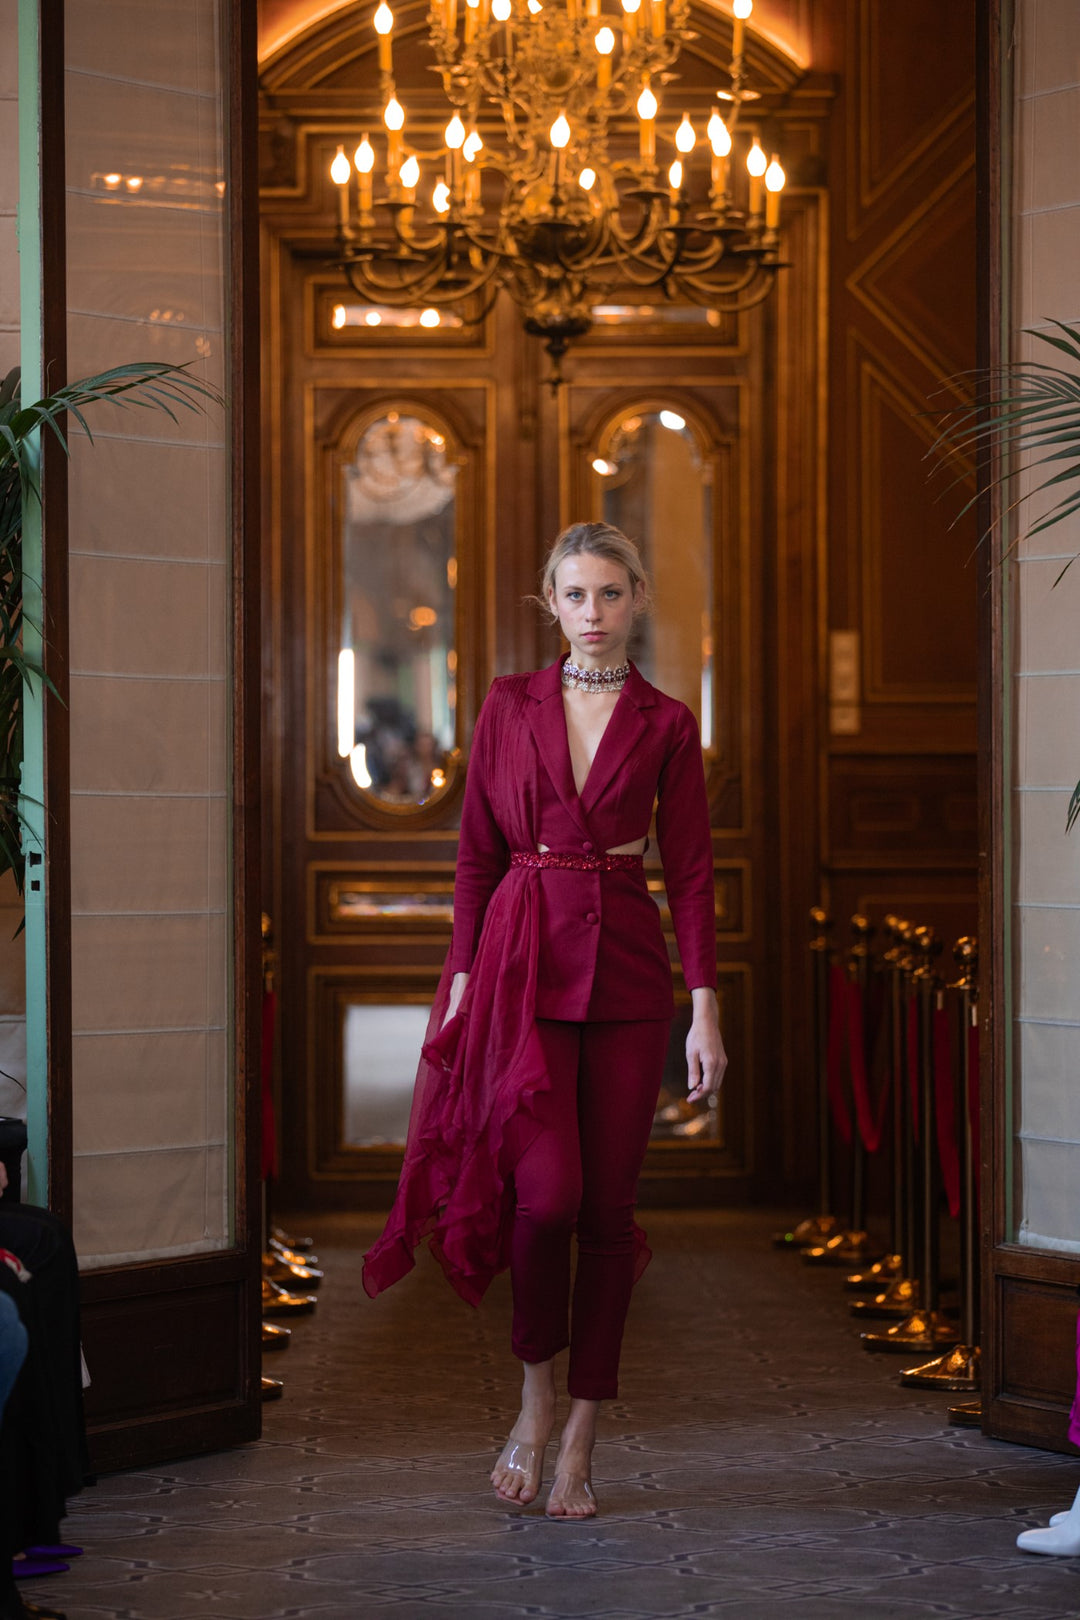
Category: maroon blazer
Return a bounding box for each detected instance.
[448,656,716,1021]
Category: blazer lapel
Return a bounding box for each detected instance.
[526,660,590,835]
[579,662,653,815]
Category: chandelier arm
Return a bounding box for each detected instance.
[340,239,501,306]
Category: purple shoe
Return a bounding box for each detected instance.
[13,1559,70,1579]
[23,1548,82,1560]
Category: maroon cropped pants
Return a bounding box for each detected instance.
[507,1017,671,1401]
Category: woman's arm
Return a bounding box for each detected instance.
[655,706,727,1097]
[686,985,727,1099]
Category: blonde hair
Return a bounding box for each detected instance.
[537,521,652,621]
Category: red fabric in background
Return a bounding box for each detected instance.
[968,1019,980,1197]
[826,962,853,1144]
[844,975,890,1153]
[906,994,920,1144]
[261,989,278,1181]
[932,1002,961,1218]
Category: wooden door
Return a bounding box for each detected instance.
[35,2,264,1470]
[258,7,830,1212]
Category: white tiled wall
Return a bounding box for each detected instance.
[1012,0,1080,1254]
[64,0,232,1267]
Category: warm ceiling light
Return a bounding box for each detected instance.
[636,84,658,120]
[463,130,483,161]
[400,154,420,188]
[419,308,441,327]
[707,112,732,156]
[675,115,695,153]
[595,24,615,52]
[492,0,511,18]
[355,135,375,173]
[384,97,405,131]
[765,157,785,192]
[331,146,351,185]
[550,113,571,149]
[733,0,752,16]
[592,457,618,475]
[668,159,683,189]
[746,137,766,176]
[445,114,466,149]
[432,180,451,212]
[332,303,347,329]
[365,309,383,325]
[659,409,686,431]
[374,2,394,33]
[579,167,596,190]
[622,0,641,13]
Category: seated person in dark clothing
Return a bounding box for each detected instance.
[0,1161,86,1620]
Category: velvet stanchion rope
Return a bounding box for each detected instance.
[842,973,891,1153]
[967,1018,980,1198]
[261,988,279,1182]
[826,961,853,1145]
[906,994,920,1144]
[932,1001,961,1218]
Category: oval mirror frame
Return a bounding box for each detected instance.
[325,399,469,822]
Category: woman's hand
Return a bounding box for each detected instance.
[685,987,727,1102]
[443,971,470,1028]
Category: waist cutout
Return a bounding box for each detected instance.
[511,850,644,874]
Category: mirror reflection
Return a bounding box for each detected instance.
[593,408,714,748]
[337,411,459,804]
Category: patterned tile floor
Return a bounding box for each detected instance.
[23,1210,1080,1620]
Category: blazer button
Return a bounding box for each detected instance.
[586,911,599,925]
[582,840,594,853]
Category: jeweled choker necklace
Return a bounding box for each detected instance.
[561,660,630,694]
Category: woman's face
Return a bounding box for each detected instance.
[547,551,642,669]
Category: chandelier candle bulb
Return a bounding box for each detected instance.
[374,1,394,73]
[732,0,751,59]
[355,134,375,217]
[331,145,351,228]
[637,78,657,164]
[764,155,784,229]
[595,24,615,88]
[675,114,695,153]
[746,134,766,215]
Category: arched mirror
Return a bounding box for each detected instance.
[335,409,460,806]
[592,407,715,750]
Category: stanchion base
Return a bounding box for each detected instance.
[269,1237,321,1268]
[261,1374,285,1402]
[772,1213,843,1250]
[849,1276,919,1320]
[861,1309,959,1354]
[262,1277,317,1316]
[899,1343,980,1391]
[802,1231,881,1267]
[272,1225,316,1253]
[262,1321,291,1352]
[845,1254,903,1293]
[947,1399,982,1428]
[263,1254,324,1289]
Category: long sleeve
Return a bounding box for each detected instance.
[654,704,716,993]
[448,690,510,973]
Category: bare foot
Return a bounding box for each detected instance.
[491,1392,555,1505]
[546,1467,597,1518]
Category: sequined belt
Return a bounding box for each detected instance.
[510,850,644,873]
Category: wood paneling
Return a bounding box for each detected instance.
[819,0,978,941]
[259,9,831,1211]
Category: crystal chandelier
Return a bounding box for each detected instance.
[329,0,786,378]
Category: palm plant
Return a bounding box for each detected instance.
[928,319,1080,831]
[0,361,222,896]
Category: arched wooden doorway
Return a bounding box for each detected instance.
[257,5,832,1209]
